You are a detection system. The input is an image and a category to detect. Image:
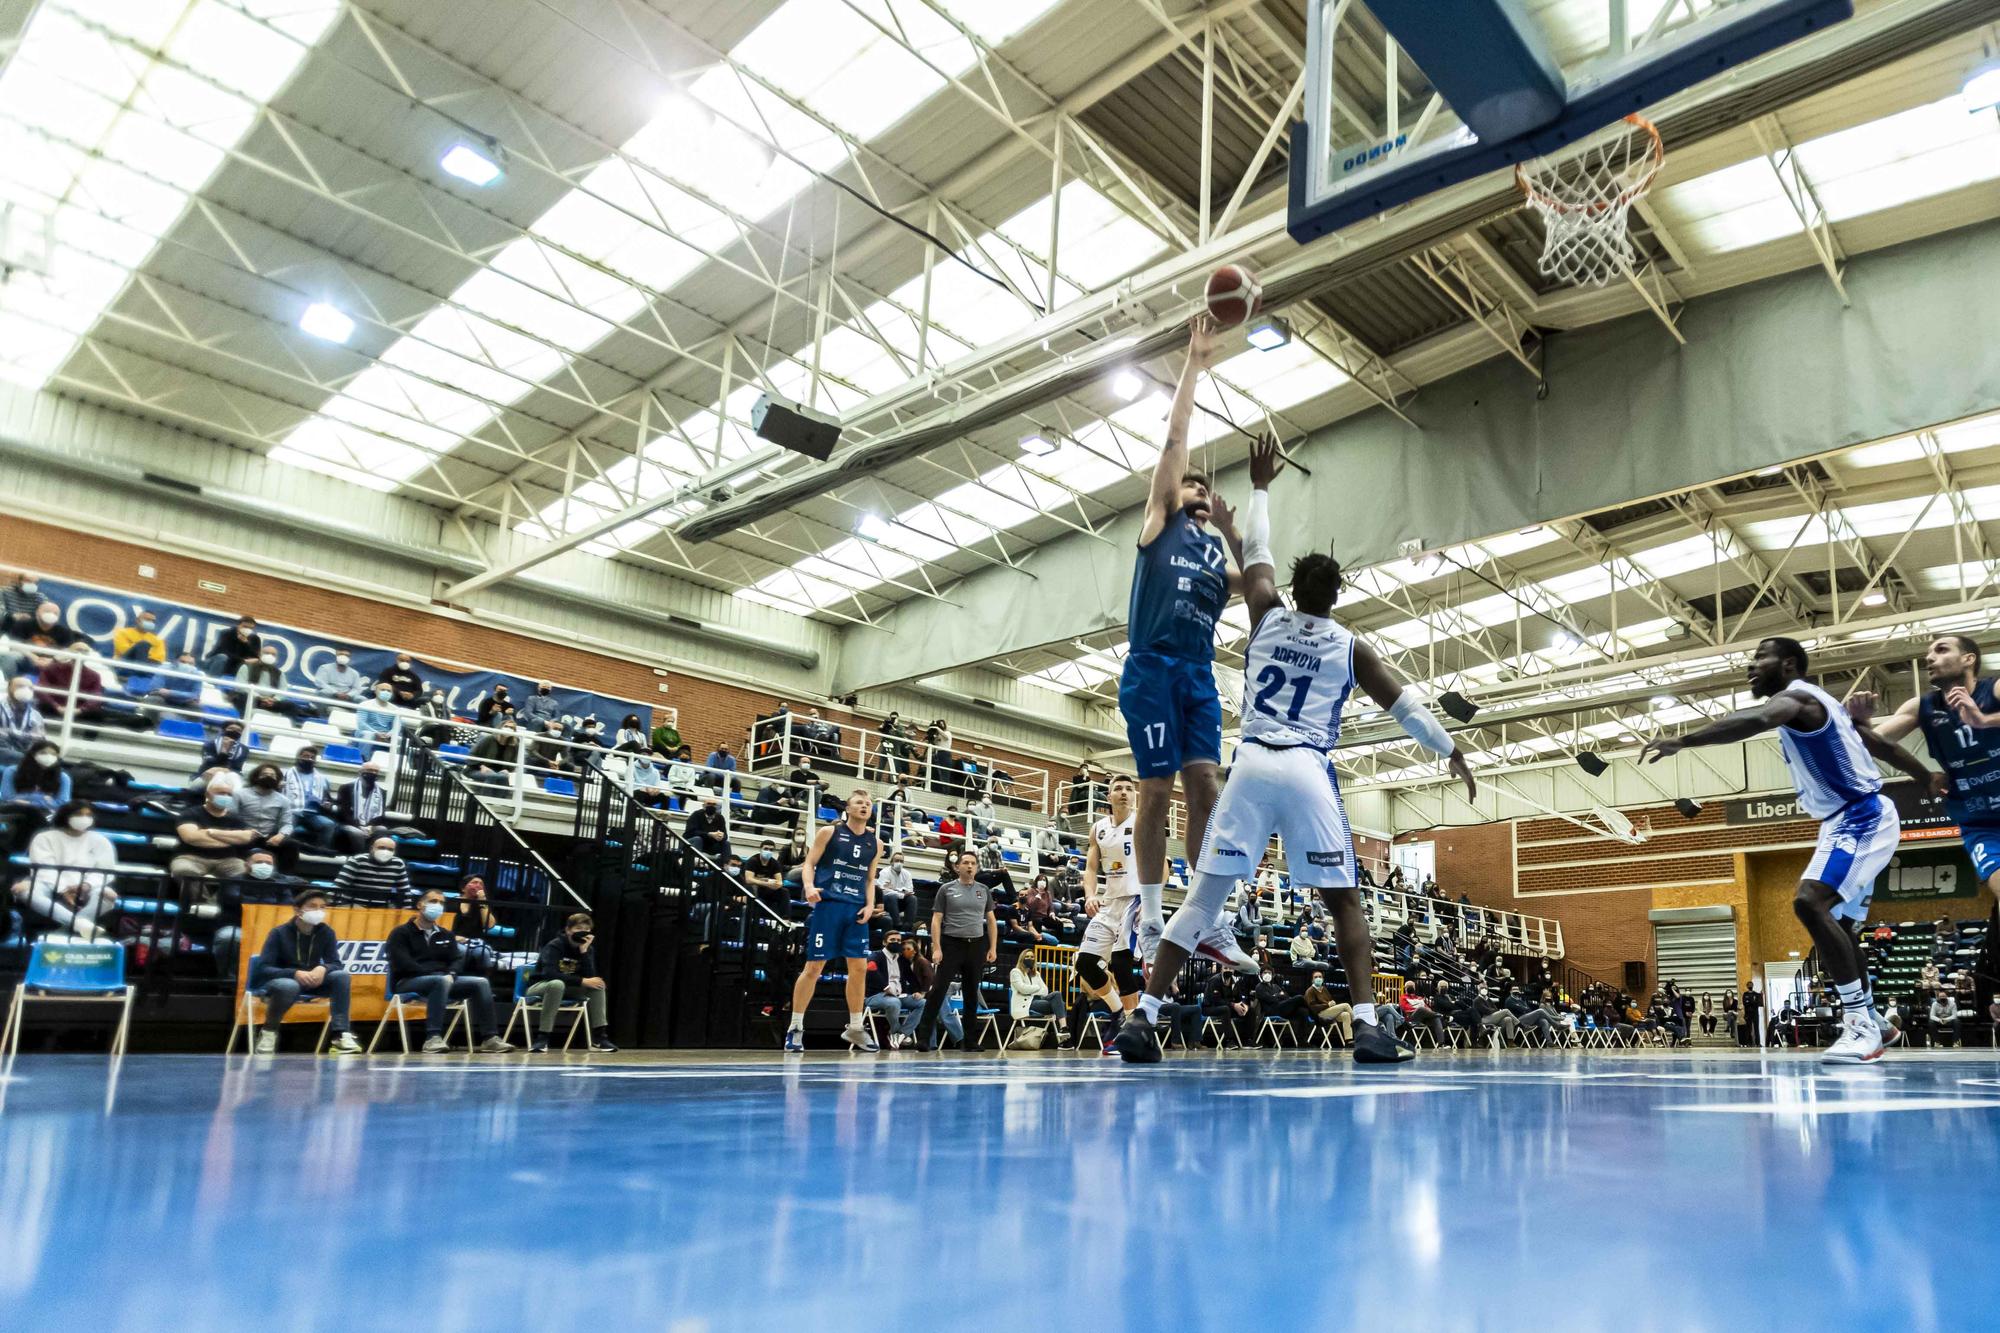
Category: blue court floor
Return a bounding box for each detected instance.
[5,1047,2000,1332]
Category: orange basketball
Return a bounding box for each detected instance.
[1204,263,1261,328]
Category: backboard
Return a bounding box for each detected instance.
[1287,0,1856,245]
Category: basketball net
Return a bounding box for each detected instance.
[1516,115,1663,288]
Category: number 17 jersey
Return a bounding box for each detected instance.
[1238,608,1356,752]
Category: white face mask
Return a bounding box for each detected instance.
[334,655,349,666]
[67,815,92,832]
[371,847,393,862]
[10,685,30,703]
[300,908,326,926]
[33,751,57,768]
[249,862,275,879]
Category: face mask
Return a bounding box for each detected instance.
[36,611,56,626]
[18,581,35,595]
[421,901,444,921]
[67,815,92,832]
[209,792,235,811]
[300,908,326,926]
[361,771,379,785]
[249,862,275,879]
[33,751,57,768]
[371,848,393,863]
[334,654,349,666]
[297,758,316,772]
[376,691,392,701]
[254,774,278,789]
[260,653,277,665]
[538,686,551,695]
[569,931,589,943]
[138,619,156,632]
[10,685,30,703]
[1261,973,1273,983]
[396,661,410,670]
[223,733,243,745]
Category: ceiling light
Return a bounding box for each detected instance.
[441,142,504,186]
[857,513,891,542]
[1111,369,1144,401]
[1245,314,1292,351]
[1963,61,2000,113]
[1861,591,1887,607]
[298,302,355,344]
[1553,630,1579,651]
[1756,465,1782,477]
[1019,432,1059,457]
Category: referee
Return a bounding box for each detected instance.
[916,849,998,1051]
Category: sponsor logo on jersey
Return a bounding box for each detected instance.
[1305,851,1346,868]
[1210,845,1248,860]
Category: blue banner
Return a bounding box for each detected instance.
[32,575,653,732]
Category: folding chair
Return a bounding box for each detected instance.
[1258,1015,1296,1048]
[996,1011,1059,1051]
[3,940,135,1062]
[1078,1009,1115,1051]
[226,985,332,1054]
[500,968,587,1051]
[369,984,471,1053]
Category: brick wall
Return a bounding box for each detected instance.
[1,513,1069,804]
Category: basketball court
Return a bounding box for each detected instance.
[4,0,2000,1327]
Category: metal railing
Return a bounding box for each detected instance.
[398,752,582,909]
[748,710,1054,815]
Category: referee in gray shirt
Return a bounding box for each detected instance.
[916,848,998,1051]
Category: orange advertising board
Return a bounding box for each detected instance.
[235,903,409,1023]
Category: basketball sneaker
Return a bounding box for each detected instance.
[1193,920,1259,975]
[1112,1013,1162,1064]
[783,1029,805,1054]
[1353,1021,1415,1065]
[842,1021,879,1052]
[1822,1012,1887,1065]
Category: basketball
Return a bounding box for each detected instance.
[1204,263,1261,327]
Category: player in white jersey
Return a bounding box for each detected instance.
[1116,438,1477,1065]
[1077,775,1146,1027]
[1643,636,1933,1064]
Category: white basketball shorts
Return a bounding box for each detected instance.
[1804,792,1900,921]
[1078,896,1140,960]
[1195,741,1355,888]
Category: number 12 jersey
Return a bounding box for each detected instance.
[1237,608,1357,752]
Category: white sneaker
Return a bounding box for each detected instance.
[1822,1013,1887,1065]
[478,1036,514,1053]
[1193,919,1259,975]
[842,1022,879,1052]
[1137,916,1165,966]
[422,1036,452,1053]
[329,1032,362,1055]
[254,1029,278,1055]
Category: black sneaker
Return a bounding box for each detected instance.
[1112,1014,1162,1064]
[589,1032,619,1053]
[530,1036,549,1054]
[1354,1021,1416,1065]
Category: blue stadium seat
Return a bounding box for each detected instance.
[322,743,366,765]
[543,777,577,796]
[157,717,204,742]
[439,744,471,759]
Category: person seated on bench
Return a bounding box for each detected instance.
[1303,971,1353,1043]
[385,888,513,1053]
[526,911,617,1054]
[12,798,119,939]
[250,888,361,1054]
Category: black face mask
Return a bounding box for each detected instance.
[223,733,243,745]
[569,931,589,944]
[296,759,316,772]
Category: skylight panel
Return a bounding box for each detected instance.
[1650,157,1796,253]
[530,187,706,295]
[1799,95,2000,219]
[477,244,639,336]
[995,180,1170,292]
[1843,434,1926,468]
[932,0,1065,44]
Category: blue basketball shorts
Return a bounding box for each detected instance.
[806,900,870,961]
[1118,651,1222,780]
[1960,826,2000,885]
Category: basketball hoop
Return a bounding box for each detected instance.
[1515,115,1664,288]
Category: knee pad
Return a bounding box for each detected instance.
[1075,952,1110,991]
[1110,950,1142,994]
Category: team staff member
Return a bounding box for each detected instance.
[527,912,617,1053]
[785,789,881,1053]
[915,849,998,1052]
[384,889,514,1054]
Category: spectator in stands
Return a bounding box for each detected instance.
[875,849,915,930]
[1932,915,1952,961]
[1956,968,1977,1006]
[0,676,43,766]
[627,748,668,806]
[1,572,42,620]
[250,888,362,1054]
[233,644,310,720]
[915,849,998,1051]
[665,743,701,795]
[700,742,739,793]
[517,680,560,732]
[864,929,923,1048]
[236,762,299,871]
[239,846,305,899]
[526,911,616,1053]
[1302,972,1353,1043]
[1288,926,1324,973]
[202,615,262,679]
[1009,949,1064,1033]
[3,737,71,826]
[37,640,122,726]
[475,684,514,728]
[926,718,957,793]
[1881,1000,1906,1048]
[311,647,366,706]
[200,721,248,776]
[1203,969,1255,1046]
[282,746,337,849]
[3,601,80,678]
[1931,991,1961,1046]
[1918,959,1941,1005]
[741,841,786,909]
[335,832,413,900]
[966,789,998,840]
[171,773,257,884]
[931,804,964,847]
[143,650,205,713]
[753,776,799,830]
[1031,821,1065,872]
[377,652,425,709]
[1153,970,1208,1048]
[685,793,731,867]
[1016,875,1057,937]
[385,889,513,1053]
[354,683,401,751]
[614,713,649,752]
[1399,979,1447,1047]
[1235,885,1262,937]
[1254,969,1307,1036]
[412,689,456,749]
[11,798,119,939]
[467,718,524,786]
[1698,993,1717,1037]
[800,707,837,763]
[532,720,575,776]
[568,716,607,750]
[112,608,166,669]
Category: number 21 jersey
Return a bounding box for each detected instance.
[1238,608,1356,752]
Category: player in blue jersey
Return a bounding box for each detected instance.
[786,788,883,1053]
[1119,316,1260,976]
[1644,637,1932,1064]
[1846,634,1991,886]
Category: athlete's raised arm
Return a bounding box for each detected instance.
[1210,435,1285,630]
[799,824,834,904]
[1138,316,1218,548]
[1351,638,1475,800]
[1845,691,1920,742]
[1641,693,1811,762]
[1855,725,1938,788]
